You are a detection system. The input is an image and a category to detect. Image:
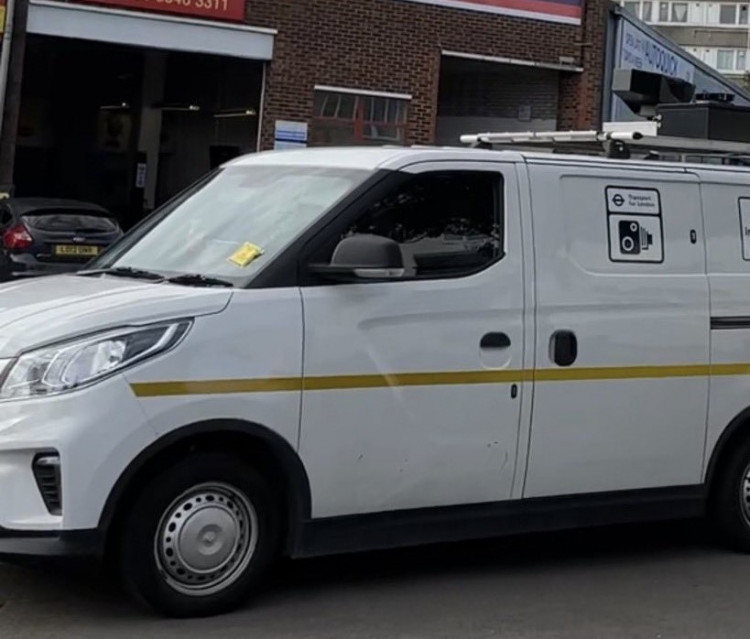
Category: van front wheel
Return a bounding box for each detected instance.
[118,453,279,617]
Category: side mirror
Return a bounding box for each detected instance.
[309,234,405,282]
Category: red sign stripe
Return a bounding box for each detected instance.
[450,0,582,17]
[76,0,246,22]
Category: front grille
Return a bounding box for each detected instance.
[32,454,62,515]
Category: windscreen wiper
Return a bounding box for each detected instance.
[166,273,234,288]
[77,267,165,281]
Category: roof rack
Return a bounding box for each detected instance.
[460,125,750,164]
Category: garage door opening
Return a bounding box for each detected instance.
[436,56,560,146]
[15,35,264,228]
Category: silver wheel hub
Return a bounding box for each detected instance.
[742,468,750,524]
[155,483,258,597]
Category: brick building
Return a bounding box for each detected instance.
[9,0,610,225]
[247,0,608,148]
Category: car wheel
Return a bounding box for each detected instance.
[118,452,280,618]
[711,435,750,553]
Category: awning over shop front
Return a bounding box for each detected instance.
[27,0,275,60]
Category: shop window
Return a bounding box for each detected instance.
[311,90,408,147]
[717,49,735,70]
[671,2,688,21]
[720,3,737,22]
[659,2,670,20]
[642,1,653,19]
[623,1,639,15]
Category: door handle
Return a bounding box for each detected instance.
[551,330,577,367]
[481,332,511,349]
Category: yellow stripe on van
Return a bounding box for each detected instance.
[131,377,303,397]
[129,362,750,398]
[302,369,533,391]
[534,364,711,382]
[711,363,750,376]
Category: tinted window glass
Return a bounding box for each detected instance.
[720,3,737,22]
[717,49,735,70]
[671,2,687,21]
[0,205,12,228]
[23,211,119,232]
[341,171,503,279]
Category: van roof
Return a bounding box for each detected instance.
[228,145,750,175]
[228,146,525,171]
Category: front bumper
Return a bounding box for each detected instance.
[0,374,156,534]
[0,527,102,559]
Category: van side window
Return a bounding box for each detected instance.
[342,171,504,279]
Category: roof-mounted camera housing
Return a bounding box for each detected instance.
[612,69,696,119]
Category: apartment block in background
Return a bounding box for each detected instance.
[621,0,750,81]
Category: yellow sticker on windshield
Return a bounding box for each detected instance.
[228,243,264,267]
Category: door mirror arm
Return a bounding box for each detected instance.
[308,264,405,283]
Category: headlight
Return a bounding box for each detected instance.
[0,321,191,401]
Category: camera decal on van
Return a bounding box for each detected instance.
[618,220,653,255]
[606,187,664,264]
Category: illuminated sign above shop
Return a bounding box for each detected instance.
[400,0,582,25]
[77,0,246,22]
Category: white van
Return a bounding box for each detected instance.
[2,144,750,617]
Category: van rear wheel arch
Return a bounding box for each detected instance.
[706,412,750,551]
[100,419,311,560]
[706,406,750,494]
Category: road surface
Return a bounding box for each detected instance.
[1,521,748,638]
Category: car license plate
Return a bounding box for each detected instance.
[54,245,100,257]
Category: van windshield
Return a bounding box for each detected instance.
[90,164,370,285]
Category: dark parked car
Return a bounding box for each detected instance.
[0,198,123,281]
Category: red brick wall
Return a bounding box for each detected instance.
[558,0,611,129]
[246,0,609,149]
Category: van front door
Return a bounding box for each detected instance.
[298,162,529,518]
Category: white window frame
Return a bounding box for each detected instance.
[737,49,747,71]
[717,49,736,70]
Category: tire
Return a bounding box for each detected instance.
[711,435,750,553]
[117,452,280,618]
